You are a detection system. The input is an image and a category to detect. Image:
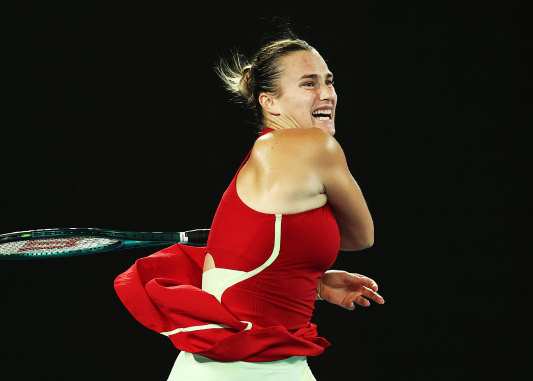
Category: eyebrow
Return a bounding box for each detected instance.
[298,72,334,81]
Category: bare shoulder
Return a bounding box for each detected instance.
[237,128,335,213]
[251,128,342,163]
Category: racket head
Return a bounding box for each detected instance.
[0,228,127,259]
[0,227,207,260]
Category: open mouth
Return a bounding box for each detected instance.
[312,109,333,121]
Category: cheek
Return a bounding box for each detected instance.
[295,94,317,111]
[294,102,313,120]
[279,91,316,118]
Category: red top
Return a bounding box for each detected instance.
[114,128,340,362]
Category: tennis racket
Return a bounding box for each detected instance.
[0,228,209,260]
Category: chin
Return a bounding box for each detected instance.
[316,123,335,136]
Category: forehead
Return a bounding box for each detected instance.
[279,50,331,79]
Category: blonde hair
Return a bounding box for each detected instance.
[215,38,315,125]
[215,53,255,106]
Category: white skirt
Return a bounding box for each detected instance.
[167,351,317,381]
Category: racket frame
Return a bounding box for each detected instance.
[0,228,207,259]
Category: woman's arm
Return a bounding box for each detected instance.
[314,130,374,251]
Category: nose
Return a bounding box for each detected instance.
[320,84,336,101]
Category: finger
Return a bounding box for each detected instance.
[347,273,379,292]
[340,296,358,310]
[361,286,385,304]
[342,300,356,311]
[363,277,379,292]
[353,296,370,307]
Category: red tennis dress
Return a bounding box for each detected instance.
[114,128,340,362]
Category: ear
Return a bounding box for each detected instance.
[258,92,280,116]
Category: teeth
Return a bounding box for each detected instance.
[312,109,332,116]
[312,109,332,120]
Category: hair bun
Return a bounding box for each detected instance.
[239,65,253,101]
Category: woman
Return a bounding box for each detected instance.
[115,37,384,380]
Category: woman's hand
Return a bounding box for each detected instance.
[318,270,385,310]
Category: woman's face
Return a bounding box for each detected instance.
[266,50,337,135]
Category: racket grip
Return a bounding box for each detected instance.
[184,229,210,245]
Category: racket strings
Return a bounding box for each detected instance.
[0,237,120,256]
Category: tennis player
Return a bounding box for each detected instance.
[115,37,384,380]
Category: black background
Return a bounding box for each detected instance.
[1,2,530,380]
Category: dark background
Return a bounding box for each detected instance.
[1,1,530,380]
